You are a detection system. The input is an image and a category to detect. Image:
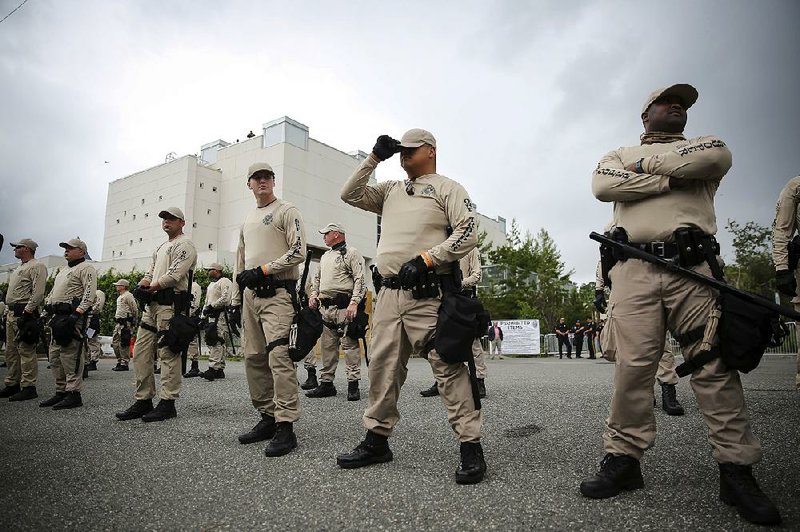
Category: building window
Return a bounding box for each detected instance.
[192,222,197,228]
[119,251,123,256]
[132,214,136,220]
[116,219,120,224]
[112,251,115,257]
[123,210,127,216]
[144,212,149,218]
[158,195,162,200]
[139,238,143,242]
[199,182,204,189]
[212,186,217,192]
[141,198,145,205]
[129,240,133,246]
[207,209,212,215]
[208,243,214,250]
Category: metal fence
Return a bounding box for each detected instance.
[539,322,799,357]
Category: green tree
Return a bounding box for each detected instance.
[723,219,775,297]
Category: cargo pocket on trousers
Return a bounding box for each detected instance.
[600,302,617,362]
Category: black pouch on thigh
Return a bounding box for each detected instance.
[344,299,368,341]
[50,315,75,347]
[204,320,221,346]
[18,315,42,345]
[288,307,323,362]
[158,314,200,354]
[434,292,486,364]
[717,292,785,373]
[120,326,132,349]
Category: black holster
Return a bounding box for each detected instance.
[411,270,442,300]
[788,235,800,271]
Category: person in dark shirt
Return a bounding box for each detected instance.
[554,318,571,359]
[571,320,586,358]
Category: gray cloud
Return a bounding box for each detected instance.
[0,0,798,286]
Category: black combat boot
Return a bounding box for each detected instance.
[477,378,486,399]
[719,463,781,525]
[39,391,67,407]
[579,453,644,499]
[87,361,98,371]
[9,386,37,402]
[200,368,216,381]
[214,368,225,379]
[300,367,318,390]
[52,391,83,410]
[141,399,176,422]
[347,380,360,401]
[116,399,154,420]
[420,382,439,397]
[661,383,685,416]
[337,430,393,469]
[238,413,276,444]
[0,384,21,398]
[82,366,90,379]
[456,442,487,484]
[264,422,297,457]
[183,360,200,378]
[112,362,126,371]
[306,381,336,398]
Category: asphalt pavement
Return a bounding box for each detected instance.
[0,354,798,531]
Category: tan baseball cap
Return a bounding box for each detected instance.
[158,207,185,220]
[398,128,436,148]
[641,84,698,114]
[247,162,275,180]
[204,262,224,271]
[113,279,130,287]
[59,238,88,253]
[10,238,38,251]
[319,223,346,234]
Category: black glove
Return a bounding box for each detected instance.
[132,286,152,305]
[372,135,401,161]
[229,306,242,329]
[203,305,213,316]
[236,266,266,289]
[398,256,429,290]
[593,290,607,313]
[370,264,382,295]
[775,269,797,296]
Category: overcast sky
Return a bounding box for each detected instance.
[1,0,798,283]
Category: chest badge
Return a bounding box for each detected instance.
[262,213,274,226]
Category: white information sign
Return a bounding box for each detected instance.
[493,319,540,355]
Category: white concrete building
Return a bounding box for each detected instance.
[0,117,506,285]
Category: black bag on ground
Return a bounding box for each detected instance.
[159,313,200,354]
[717,292,785,373]
[434,292,487,364]
[288,306,323,362]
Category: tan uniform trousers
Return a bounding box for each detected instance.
[4,313,39,388]
[241,288,298,423]
[472,338,486,379]
[186,334,199,362]
[794,304,800,389]
[302,351,317,369]
[111,323,130,365]
[603,259,761,465]
[319,305,361,383]
[656,346,678,386]
[365,288,482,442]
[133,303,181,401]
[49,319,85,393]
[87,332,102,363]
[208,317,228,370]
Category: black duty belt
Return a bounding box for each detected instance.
[380,276,404,290]
[320,294,351,309]
[631,239,720,260]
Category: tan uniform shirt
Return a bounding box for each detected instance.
[143,234,197,293]
[459,248,482,289]
[206,277,233,309]
[114,291,138,320]
[46,260,97,313]
[340,154,477,275]
[592,135,732,242]
[5,258,48,313]
[771,175,800,272]
[310,244,366,304]
[232,199,307,305]
[190,281,202,314]
[91,289,106,315]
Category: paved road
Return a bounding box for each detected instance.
[0,355,797,531]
